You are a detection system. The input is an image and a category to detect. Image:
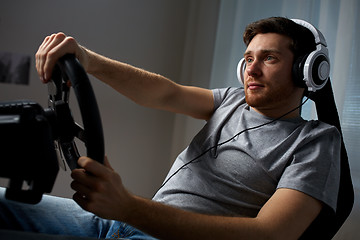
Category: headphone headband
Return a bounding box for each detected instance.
[291,19,327,47]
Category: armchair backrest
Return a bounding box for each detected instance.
[300,80,354,239]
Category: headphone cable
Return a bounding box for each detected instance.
[154,96,310,196]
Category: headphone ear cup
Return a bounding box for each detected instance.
[291,19,330,92]
[306,52,330,89]
[292,55,308,88]
[237,58,246,85]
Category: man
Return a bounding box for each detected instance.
[0,17,340,239]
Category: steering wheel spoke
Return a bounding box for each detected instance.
[74,122,86,143]
[60,140,80,170]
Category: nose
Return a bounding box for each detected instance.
[246,60,261,77]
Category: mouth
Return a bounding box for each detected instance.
[247,82,265,90]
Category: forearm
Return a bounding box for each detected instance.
[83,47,214,119]
[83,47,180,110]
[72,157,262,239]
[73,158,318,240]
[120,189,320,240]
[123,196,266,240]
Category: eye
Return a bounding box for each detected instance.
[265,54,280,63]
[266,55,274,61]
[246,57,253,63]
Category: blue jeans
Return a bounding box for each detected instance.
[0,188,157,239]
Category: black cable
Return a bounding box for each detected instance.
[154,97,310,195]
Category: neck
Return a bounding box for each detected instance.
[252,106,301,119]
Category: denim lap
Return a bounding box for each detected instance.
[0,187,157,239]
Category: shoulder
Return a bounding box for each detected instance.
[300,120,341,143]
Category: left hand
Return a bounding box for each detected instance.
[70,156,134,220]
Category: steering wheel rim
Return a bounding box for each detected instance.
[48,54,104,169]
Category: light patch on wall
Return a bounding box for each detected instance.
[0,52,31,85]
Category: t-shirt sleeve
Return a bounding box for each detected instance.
[277,124,341,213]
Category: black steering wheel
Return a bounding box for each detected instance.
[46,54,104,169]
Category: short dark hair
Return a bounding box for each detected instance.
[243,17,316,60]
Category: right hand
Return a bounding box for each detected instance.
[35,32,88,83]
[70,156,135,221]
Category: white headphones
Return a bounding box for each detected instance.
[237,19,330,92]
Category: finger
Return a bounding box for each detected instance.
[77,156,110,178]
[36,34,57,56]
[38,33,57,57]
[36,35,54,82]
[72,191,90,210]
[36,33,66,82]
[70,177,93,196]
[41,34,69,81]
[70,168,98,189]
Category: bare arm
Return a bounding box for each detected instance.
[125,189,322,240]
[72,157,323,240]
[84,49,214,120]
[36,33,214,120]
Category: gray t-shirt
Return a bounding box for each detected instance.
[153,87,341,217]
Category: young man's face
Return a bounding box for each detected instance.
[243,33,304,118]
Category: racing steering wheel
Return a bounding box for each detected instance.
[1,54,104,204]
[46,54,104,169]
